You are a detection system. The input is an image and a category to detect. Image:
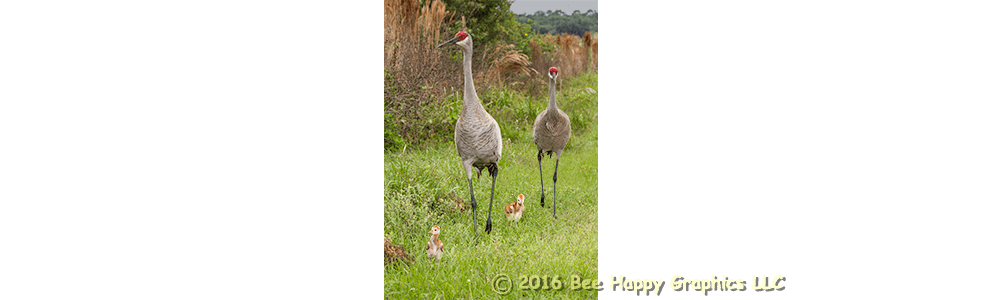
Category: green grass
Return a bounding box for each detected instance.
[384,73,598,299]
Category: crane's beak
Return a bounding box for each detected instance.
[438,36,459,48]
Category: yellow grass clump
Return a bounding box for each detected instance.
[554,33,583,77]
[384,237,414,266]
[536,32,599,78]
[485,44,536,85]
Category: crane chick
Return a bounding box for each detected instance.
[504,194,525,221]
[425,225,444,261]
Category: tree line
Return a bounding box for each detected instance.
[515,9,598,36]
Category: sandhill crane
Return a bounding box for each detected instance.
[533,67,571,219]
[439,32,503,240]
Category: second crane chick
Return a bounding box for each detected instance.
[504,194,525,222]
[425,225,444,261]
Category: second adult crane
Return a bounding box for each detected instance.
[533,67,571,219]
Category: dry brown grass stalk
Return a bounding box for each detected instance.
[591,37,599,71]
[536,32,600,79]
[384,0,419,72]
[578,41,590,72]
[384,0,461,144]
[485,44,536,85]
[553,33,583,77]
[582,31,594,72]
[419,0,450,45]
[528,39,544,70]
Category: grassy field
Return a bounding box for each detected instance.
[384,73,598,299]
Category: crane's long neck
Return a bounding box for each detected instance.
[547,77,558,111]
[463,47,475,96]
[462,44,483,113]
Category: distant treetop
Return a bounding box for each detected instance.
[515,10,598,36]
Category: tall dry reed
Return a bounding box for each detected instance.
[582,31,594,73]
[591,36,599,72]
[384,0,460,145]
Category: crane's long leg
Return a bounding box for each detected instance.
[538,151,545,207]
[485,164,498,233]
[468,177,477,241]
[552,159,560,219]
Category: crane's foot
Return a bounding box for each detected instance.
[552,195,557,219]
[540,193,545,207]
[484,218,493,233]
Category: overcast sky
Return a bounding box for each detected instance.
[509,0,598,15]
